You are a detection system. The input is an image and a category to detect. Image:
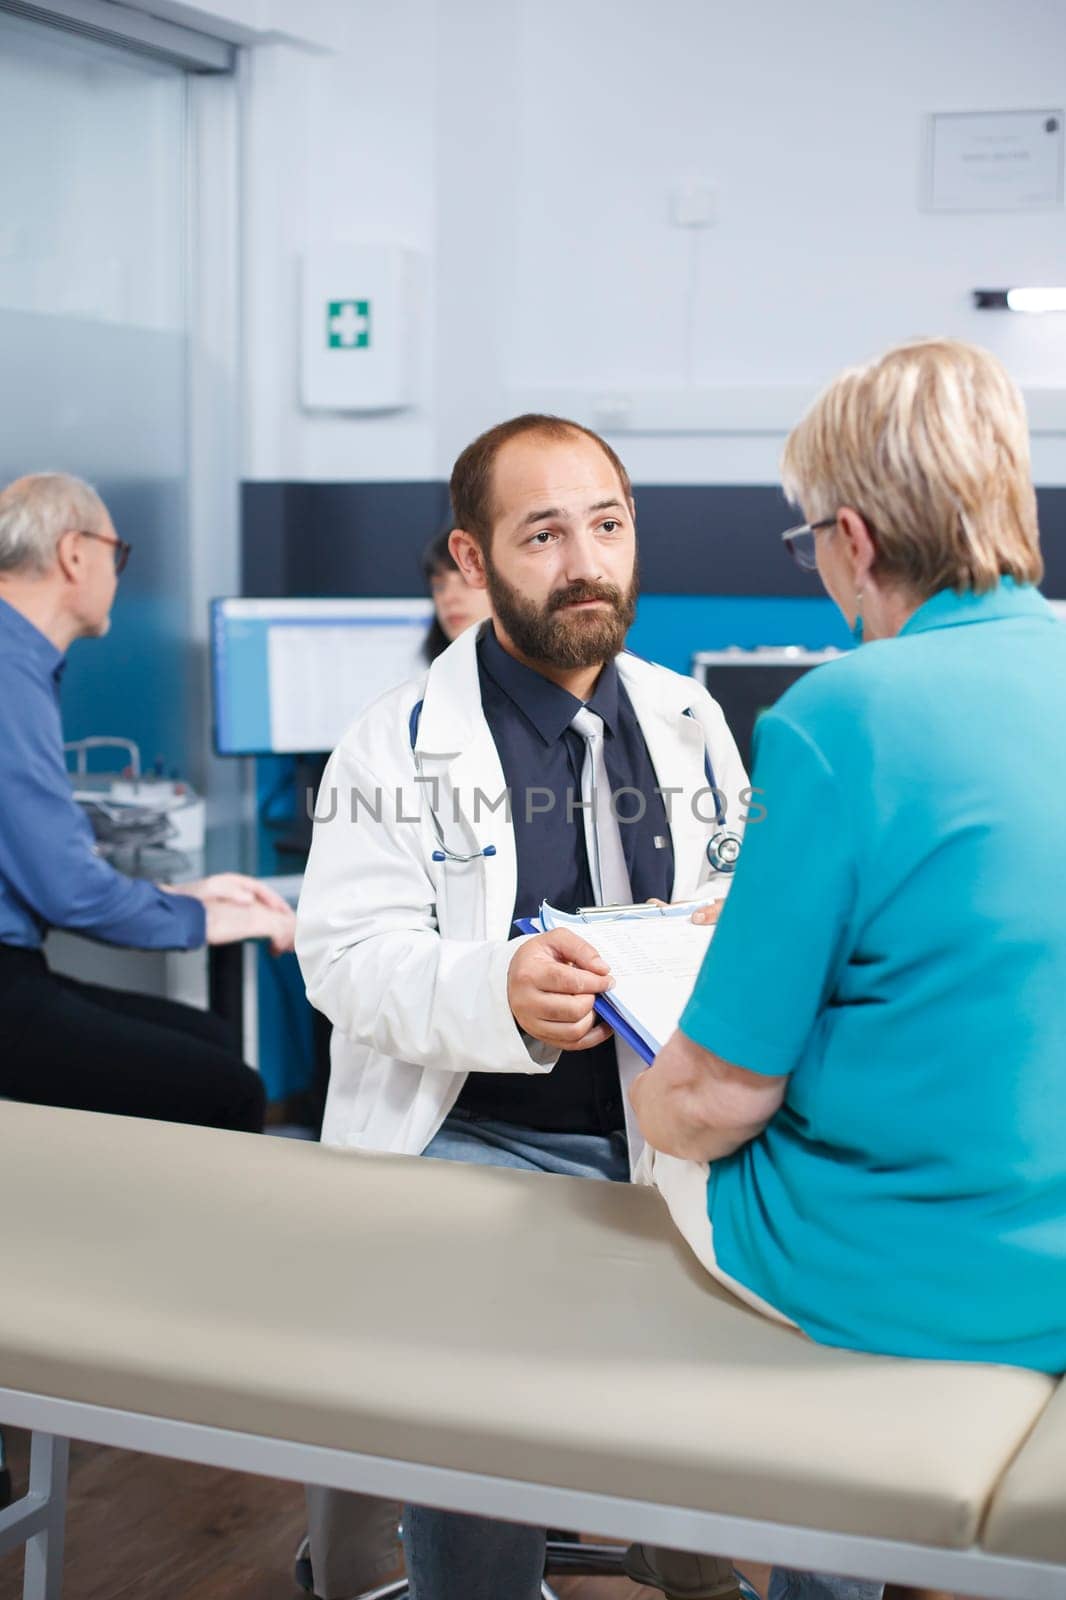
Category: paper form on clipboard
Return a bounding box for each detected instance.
[515,899,716,1064]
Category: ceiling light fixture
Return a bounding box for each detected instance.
[973,287,1066,313]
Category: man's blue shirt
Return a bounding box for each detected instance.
[0,597,205,951]
[681,580,1066,1372]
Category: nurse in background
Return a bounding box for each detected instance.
[632,337,1066,1600]
[420,526,492,662]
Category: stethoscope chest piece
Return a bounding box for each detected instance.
[706,830,741,873]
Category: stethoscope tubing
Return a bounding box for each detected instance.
[415,746,739,872]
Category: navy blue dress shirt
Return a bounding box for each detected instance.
[454,625,674,1134]
[0,597,205,951]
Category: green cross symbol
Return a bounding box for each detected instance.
[327,299,370,349]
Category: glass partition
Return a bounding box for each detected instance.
[0,10,190,777]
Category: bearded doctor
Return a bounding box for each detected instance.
[297,413,764,1600]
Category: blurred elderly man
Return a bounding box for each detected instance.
[0,472,294,1132]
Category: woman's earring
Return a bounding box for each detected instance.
[852,588,865,646]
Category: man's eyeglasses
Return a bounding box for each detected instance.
[781,516,837,572]
[78,529,132,576]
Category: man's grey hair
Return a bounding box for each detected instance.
[0,472,107,576]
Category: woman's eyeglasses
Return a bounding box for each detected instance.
[77,529,132,576]
[781,516,837,571]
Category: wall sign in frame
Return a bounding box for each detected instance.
[926,109,1064,212]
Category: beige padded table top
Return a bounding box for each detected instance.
[0,1102,1055,1554]
[983,1379,1066,1563]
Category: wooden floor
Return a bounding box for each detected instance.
[0,1428,774,1600]
[0,1429,306,1600]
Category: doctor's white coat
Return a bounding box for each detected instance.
[295,622,749,1169]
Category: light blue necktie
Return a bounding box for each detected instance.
[569,706,633,907]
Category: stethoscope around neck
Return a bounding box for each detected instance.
[412,747,497,863]
[410,704,741,873]
[415,763,741,874]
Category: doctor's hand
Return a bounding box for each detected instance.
[646,897,723,927]
[508,929,615,1052]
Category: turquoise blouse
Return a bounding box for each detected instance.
[680,580,1066,1372]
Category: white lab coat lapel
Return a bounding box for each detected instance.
[618,655,711,903]
[413,625,518,943]
[419,640,711,938]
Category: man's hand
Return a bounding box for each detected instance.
[508,927,614,1051]
[202,898,296,957]
[163,874,296,953]
[166,873,292,915]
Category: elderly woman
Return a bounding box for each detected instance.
[630,337,1066,1599]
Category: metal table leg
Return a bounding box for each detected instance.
[0,1431,69,1600]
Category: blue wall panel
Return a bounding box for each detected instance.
[627,594,851,676]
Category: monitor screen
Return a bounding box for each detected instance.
[691,649,842,770]
[211,597,433,755]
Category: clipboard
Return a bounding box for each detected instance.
[514,899,714,1064]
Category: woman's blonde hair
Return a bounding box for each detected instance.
[781,337,1042,597]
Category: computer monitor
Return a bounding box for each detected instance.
[211,597,433,755]
[691,647,844,770]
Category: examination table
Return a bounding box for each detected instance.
[0,1100,1063,1600]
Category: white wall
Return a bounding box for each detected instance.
[240,0,439,480]
[235,0,1066,485]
